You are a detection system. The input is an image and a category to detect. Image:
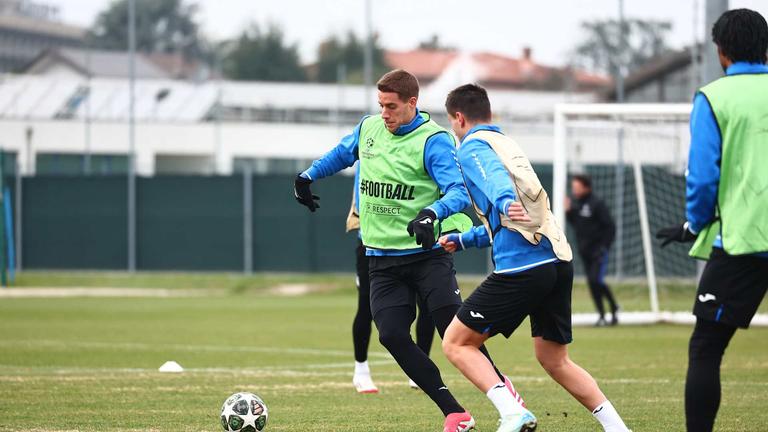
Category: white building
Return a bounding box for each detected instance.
[0,0,84,73]
[0,73,599,176]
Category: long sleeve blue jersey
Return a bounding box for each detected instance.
[301,109,470,256]
[456,125,558,274]
[686,62,768,257]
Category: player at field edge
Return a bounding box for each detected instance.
[655,8,768,432]
[344,176,437,393]
[294,69,524,432]
[565,174,620,326]
[438,84,631,432]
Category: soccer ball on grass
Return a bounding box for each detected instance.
[220,392,268,431]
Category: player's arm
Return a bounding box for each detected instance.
[439,225,490,253]
[657,93,720,246]
[685,93,721,233]
[422,132,471,219]
[595,199,616,248]
[565,197,576,223]
[294,118,365,212]
[407,132,471,250]
[457,139,520,219]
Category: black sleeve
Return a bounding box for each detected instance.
[595,198,616,247]
[566,205,576,223]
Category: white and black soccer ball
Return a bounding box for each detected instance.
[220,392,268,432]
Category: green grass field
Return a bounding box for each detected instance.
[0,272,766,431]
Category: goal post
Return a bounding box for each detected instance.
[553,103,694,324]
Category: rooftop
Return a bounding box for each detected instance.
[385,48,610,91]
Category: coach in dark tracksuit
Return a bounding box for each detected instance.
[566,174,619,326]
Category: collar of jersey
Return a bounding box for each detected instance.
[393,108,428,136]
[726,62,768,75]
[461,124,502,144]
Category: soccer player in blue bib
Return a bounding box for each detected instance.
[438,84,630,432]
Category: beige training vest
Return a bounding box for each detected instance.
[345,187,360,232]
[462,130,572,262]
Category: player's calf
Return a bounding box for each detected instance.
[534,338,630,432]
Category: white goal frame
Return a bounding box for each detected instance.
[550,103,765,327]
[554,103,692,322]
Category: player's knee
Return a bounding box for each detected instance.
[536,348,568,373]
[688,320,736,361]
[688,332,727,361]
[377,328,410,350]
[441,337,459,361]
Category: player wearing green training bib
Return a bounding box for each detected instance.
[294,70,522,432]
[656,9,768,432]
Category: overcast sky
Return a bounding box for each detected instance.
[47,0,768,67]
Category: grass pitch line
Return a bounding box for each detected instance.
[0,339,393,359]
[572,311,768,326]
[0,287,214,298]
[2,368,764,390]
[0,359,397,377]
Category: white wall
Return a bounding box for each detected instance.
[0,119,356,175]
[0,113,689,177]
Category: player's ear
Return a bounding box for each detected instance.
[407,96,417,108]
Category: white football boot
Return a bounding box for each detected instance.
[496,409,537,432]
[352,373,379,394]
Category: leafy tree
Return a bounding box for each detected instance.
[314,31,387,83]
[88,0,208,61]
[222,23,306,82]
[573,19,673,76]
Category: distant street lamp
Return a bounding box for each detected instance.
[363,0,373,112]
[127,0,137,273]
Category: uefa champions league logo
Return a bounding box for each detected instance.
[362,137,376,159]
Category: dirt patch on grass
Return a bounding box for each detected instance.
[267,283,335,296]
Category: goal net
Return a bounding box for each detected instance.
[552,103,767,326]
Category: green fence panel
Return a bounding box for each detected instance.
[22,176,127,269]
[251,175,314,272]
[250,174,357,272]
[137,176,243,271]
[307,176,358,272]
[17,171,560,274]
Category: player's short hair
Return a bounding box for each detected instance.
[445,84,492,122]
[571,174,592,189]
[712,8,768,64]
[377,69,419,101]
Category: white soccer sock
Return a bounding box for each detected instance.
[354,361,370,376]
[486,382,525,417]
[592,400,629,432]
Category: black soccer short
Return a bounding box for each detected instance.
[694,248,768,328]
[456,261,573,344]
[368,250,463,318]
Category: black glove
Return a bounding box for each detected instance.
[656,222,697,248]
[407,208,438,250]
[294,174,320,212]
